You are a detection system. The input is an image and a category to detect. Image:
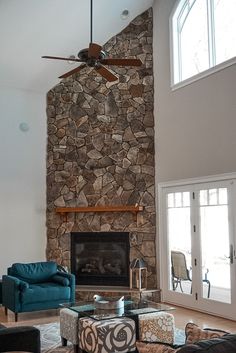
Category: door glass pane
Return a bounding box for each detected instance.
[167,191,192,295]
[209,188,217,205]
[199,187,231,303]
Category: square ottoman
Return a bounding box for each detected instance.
[79,316,136,353]
[138,312,175,344]
[60,308,79,352]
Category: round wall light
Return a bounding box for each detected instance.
[19,122,30,132]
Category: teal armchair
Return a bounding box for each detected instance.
[2,261,75,321]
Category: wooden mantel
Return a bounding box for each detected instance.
[56,205,144,216]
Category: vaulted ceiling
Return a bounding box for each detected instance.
[0,0,153,93]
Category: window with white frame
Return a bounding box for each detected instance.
[171,0,236,86]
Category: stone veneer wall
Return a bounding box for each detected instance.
[46,8,157,289]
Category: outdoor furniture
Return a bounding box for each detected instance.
[0,323,40,353]
[2,261,75,321]
[171,251,211,298]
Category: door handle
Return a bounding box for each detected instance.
[228,244,234,264]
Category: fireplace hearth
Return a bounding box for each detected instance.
[71,232,130,287]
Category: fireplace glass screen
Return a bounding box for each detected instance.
[71,232,130,286]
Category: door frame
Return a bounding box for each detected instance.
[158,172,236,320]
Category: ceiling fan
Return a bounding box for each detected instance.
[42,0,142,82]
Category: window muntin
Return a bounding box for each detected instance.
[171,0,236,86]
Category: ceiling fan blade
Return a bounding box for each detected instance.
[88,42,102,58]
[100,58,142,66]
[95,65,118,82]
[59,64,87,79]
[42,55,82,62]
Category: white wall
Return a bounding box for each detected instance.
[0,87,46,276]
[153,0,236,183]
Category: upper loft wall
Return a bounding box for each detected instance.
[153,0,236,182]
[46,9,157,288]
[0,87,46,276]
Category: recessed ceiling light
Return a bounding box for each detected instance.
[121,9,129,19]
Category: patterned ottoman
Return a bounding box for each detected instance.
[138,312,175,344]
[60,308,79,352]
[79,316,136,353]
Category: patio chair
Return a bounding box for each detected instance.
[171,250,211,298]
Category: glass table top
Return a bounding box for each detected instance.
[60,299,174,321]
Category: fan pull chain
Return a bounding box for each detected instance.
[90,0,93,43]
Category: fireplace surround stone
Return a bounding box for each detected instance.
[46,8,158,291]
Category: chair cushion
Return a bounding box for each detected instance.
[185,323,229,344]
[10,261,57,284]
[21,282,71,304]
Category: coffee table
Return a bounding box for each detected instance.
[60,298,175,349]
[60,299,175,353]
[61,299,174,321]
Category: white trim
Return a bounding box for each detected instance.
[158,173,236,320]
[170,0,236,89]
[158,172,236,189]
[171,56,236,91]
[169,0,184,87]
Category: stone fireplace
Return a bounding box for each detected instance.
[46,8,158,292]
[71,231,130,286]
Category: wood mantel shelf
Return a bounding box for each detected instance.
[56,205,144,216]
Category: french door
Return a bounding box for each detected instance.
[160,178,236,320]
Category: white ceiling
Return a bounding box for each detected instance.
[0,0,153,93]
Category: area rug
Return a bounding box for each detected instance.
[36,322,185,353]
[34,322,65,353]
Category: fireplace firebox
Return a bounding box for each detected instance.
[71,232,130,286]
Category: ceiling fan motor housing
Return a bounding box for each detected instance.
[78,48,107,67]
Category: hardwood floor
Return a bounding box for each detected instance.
[0,304,236,332]
[171,304,236,332]
[0,306,59,326]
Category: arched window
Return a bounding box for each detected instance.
[171,0,236,86]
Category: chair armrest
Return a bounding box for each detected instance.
[56,271,75,286]
[56,271,75,301]
[0,326,40,353]
[51,274,70,286]
[2,275,29,312]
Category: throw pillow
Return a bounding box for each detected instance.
[136,341,182,353]
[185,322,229,344]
